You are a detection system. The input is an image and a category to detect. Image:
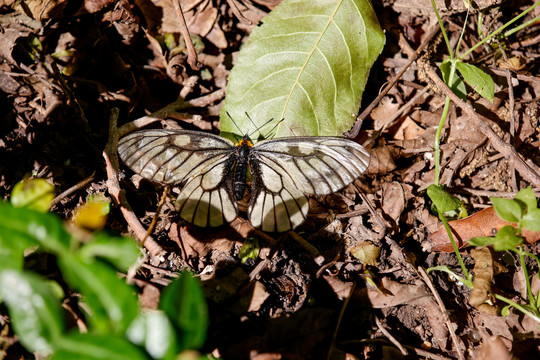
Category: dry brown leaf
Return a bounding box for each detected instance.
[424,207,540,252]
[393,116,425,140]
[365,145,398,175]
[371,97,400,130]
[474,335,513,360]
[381,182,405,224]
[469,248,498,314]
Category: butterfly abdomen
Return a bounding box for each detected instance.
[233,138,252,200]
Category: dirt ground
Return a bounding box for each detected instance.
[1,0,540,359]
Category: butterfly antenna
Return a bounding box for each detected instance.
[245,112,274,139]
[263,117,284,139]
[226,111,243,141]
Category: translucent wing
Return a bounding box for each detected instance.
[248,137,370,232]
[118,129,238,227]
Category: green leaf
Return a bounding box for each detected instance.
[468,236,494,247]
[490,197,522,223]
[160,271,208,351]
[239,237,260,264]
[79,233,141,272]
[455,62,494,101]
[10,178,54,212]
[427,184,462,215]
[127,311,179,359]
[514,187,538,210]
[522,208,540,231]
[52,332,148,360]
[500,304,512,316]
[58,255,139,335]
[492,225,522,251]
[0,270,64,356]
[220,0,385,139]
[440,59,467,100]
[0,202,71,255]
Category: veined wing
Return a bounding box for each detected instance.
[118,129,235,185]
[251,137,370,196]
[118,129,239,227]
[248,159,309,232]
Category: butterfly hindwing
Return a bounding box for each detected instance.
[250,137,370,196]
[118,129,238,227]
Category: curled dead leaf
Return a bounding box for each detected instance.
[423,207,540,252]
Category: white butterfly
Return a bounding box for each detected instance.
[118,129,369,232]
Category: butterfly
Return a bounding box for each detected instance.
[117,128,370,232]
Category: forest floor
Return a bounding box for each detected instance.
[1,0,540,359]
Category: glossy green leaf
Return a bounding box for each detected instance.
[468,236,494,247]
[10,178,54,212]
[456,62,494,101]
[522,208,540,231]
[0,202,71,255]
[127,311,179,359]
[58,255,139,335]
[221,0,385,139]
[161,271,208,351]
[427,184,462,215]
[0,270,64,356]
[514,187,538,210]
[79,233,141,272]
[493,225,522,251]
[239,237,260,264]
[52,332,148,360]
[491,197,522,223]
[440,59,467,100]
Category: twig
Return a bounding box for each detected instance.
[141,186,170,248]
[418,267,465,360]
[495,39,518,192]
[103,108,165,258]
[225,0,253,24]
[375,316,408,356]
[326,281,356,360]
[50,172,95,208]
[172,0,200,70]
[345,24,441,138]
[425,65,540,188]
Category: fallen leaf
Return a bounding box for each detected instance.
[423,207,540,252]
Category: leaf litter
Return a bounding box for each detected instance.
[1,0,540,358]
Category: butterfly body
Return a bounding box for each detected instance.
[118,129,369,232]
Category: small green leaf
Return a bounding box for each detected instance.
[239,237,260,264]
[490,197,522,223]
[0,202,71,254]
[161,271,208,351]
[456,62,494,101]
[522,208,540,231]
[127,311,179,359]
[468,236,494,247]
[79,233,141,272]
[492,225,522,251]
[0,270,64,356]
[73,195,111,230]
[427,184,462,215]
[515,187,538,210]
[221,0,385,139]
[440,59,467,100]
[58,256,139,335]
[500,304,511,316]
[10,178,54,212]
[52,332,148,360]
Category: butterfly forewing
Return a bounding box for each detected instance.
[118,129,238,227]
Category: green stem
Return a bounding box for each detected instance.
[430,0,454,59]
[494,294,540,323]
[460,2,540,61]
[437,209,470,280]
